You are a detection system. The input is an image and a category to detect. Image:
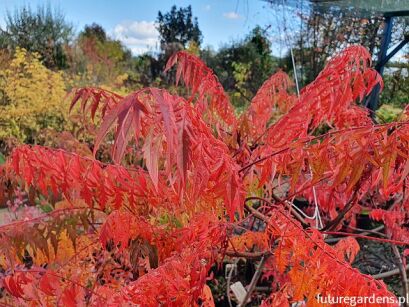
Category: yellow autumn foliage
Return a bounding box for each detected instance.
[0,48,67,141]
[29,230,76,266]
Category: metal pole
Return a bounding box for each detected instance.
[375,35,409,71]
[290,48,300,97]
[366,16,393,113]
[377,16,394,76]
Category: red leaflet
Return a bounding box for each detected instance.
[370,208,387,221]
[165,51,237,127]
[94,90,148,163]
[99,210,154,252]
[242,70,297,139]
[39,272,59,296]
[60,284,85,307]
[334,237,360,263]
[3,272,31,299]
[69,87,124,120]
[176,114,191,187]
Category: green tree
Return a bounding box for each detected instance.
[156,5,202,51]
[202,26,280,108]
[80,23,107,42]
[0,5,73,69]
[380,61,409,108]
[69,23,133,87]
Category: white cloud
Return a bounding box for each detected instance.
[223,11,241,20]
[112,21,159,55]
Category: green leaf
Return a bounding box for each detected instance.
[40,204,53,213]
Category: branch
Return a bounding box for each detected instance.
[325,225,385,243]
[245,196,309,227]
[373,265,409,279]
[244,203,269,223]
[226,259,239,307]
[322,191,358,231]
[225,250,267,260]
[321,231,409,246]
[347,225,386,237]
[390,233,409,306]
[238,255,267,307]
[239,147,290,173]
[235,87,252,103]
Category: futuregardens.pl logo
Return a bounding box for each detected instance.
[317,294,406,306]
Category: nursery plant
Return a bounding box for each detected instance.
[1,45,409,306]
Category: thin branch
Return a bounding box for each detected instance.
[226,259,238,307]
[390,234,409,306]
[239,147,290,173]
[347,225,386,237]
[322,191,358,231]
[245,196,309,227]
[238,255,267,307]
[225,250,267,260]
[373,265,409,279]
[244,203,269,223]
[325,225,385,243]
[321,231,409,246]
[235,87,252,103]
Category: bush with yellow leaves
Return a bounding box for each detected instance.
[0,48,67,142]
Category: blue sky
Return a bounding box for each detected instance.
[0,0,281,55]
